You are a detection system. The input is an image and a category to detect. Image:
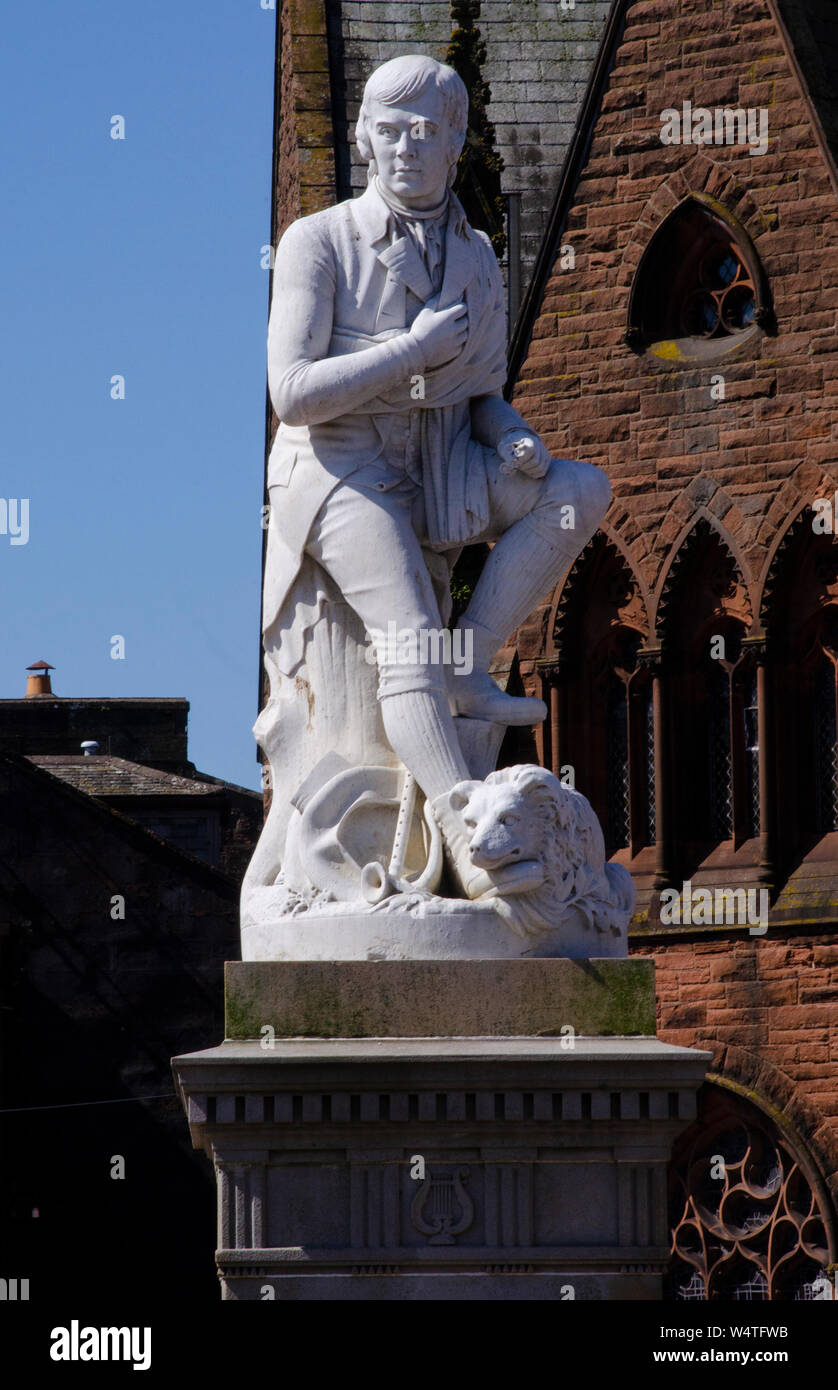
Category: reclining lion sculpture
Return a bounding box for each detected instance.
[447,765,636,940]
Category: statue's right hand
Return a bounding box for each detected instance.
[410,302,468,369]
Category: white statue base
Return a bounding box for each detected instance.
[243,700,634,962]
[241,744,634,961]
[241,895,626,962]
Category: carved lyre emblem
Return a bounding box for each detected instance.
[410,1166,474,1245]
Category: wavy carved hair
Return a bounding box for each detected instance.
[355,56,468,187]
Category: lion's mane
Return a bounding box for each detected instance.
[474,766,635,939]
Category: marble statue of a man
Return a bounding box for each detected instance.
[243,54,632,958]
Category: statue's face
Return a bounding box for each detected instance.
[366,85,454,208]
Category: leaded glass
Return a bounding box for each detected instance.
[643,683,656,845]
[744,669,760,838]
[708,665,732,841]
[607,678,629,853]
[814,660,838,834]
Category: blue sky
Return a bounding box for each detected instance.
[1,1,276,790]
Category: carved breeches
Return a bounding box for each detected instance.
[305,453,609,699]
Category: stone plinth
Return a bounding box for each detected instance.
[173,960,709,1301]
[225,958,656,1038]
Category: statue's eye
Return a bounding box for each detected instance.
[499,813,519,827]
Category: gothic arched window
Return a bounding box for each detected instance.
[547,536,652,862]
[604,636,657,857]
[706,636,761,848]
[659,521,753,865]
[668,1083,835,1301]
[625,196,770,362]
[765,517,838,867]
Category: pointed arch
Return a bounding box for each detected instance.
[654,517,758,864]
[651,481,755,609]
[758,495,834,627]
[627,198,771,360]
[618,152,774,293]
[551,525,651,658]
[544,531,655,859]
[617,155,775,364]
[656,513,753,645]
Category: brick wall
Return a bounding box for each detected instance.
[508,0,838,1215]
[511,0,838,639]
[0,698,190,772]
[274,0,337,239]
[633,931,838,1208]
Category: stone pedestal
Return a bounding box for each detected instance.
[173,960,709,1300]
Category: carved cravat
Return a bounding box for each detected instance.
[373,174,448,294]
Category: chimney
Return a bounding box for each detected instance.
[25,660,54,697]
[80,741,100,757]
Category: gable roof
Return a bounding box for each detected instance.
[26,755,226,799]
[772,0,838,193]
[506,0,629,389]
[1,755,240,891]
[506,0,838,394]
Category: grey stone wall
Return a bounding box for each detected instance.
[175,1026,709,1301]
[331,0,612,321]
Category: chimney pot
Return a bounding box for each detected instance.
[25,660,54,698]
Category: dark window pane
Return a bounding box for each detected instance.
[607,678,629,853]
[708,665,733,841]
[744,669,760,838]
[631,199,760,349]
[814,660,838,833]
[643,683,656,845]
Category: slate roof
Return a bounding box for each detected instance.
[774,0,838,186]
[27,756,225,799]
[507,0,838,388]
[329,0,613,328]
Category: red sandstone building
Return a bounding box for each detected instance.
[506,0,838,1299]
[270,0,838,1297]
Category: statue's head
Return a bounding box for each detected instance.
[354,55,468,207]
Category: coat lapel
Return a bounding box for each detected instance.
[350,183,432,303]
[349,182,478,316]
[438,193,478,308]
[376,236,435,304]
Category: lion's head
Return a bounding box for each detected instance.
[448,765,634,938]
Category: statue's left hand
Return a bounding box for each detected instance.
[497,429,551,479]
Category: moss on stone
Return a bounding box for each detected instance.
[225,959,657,1039]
